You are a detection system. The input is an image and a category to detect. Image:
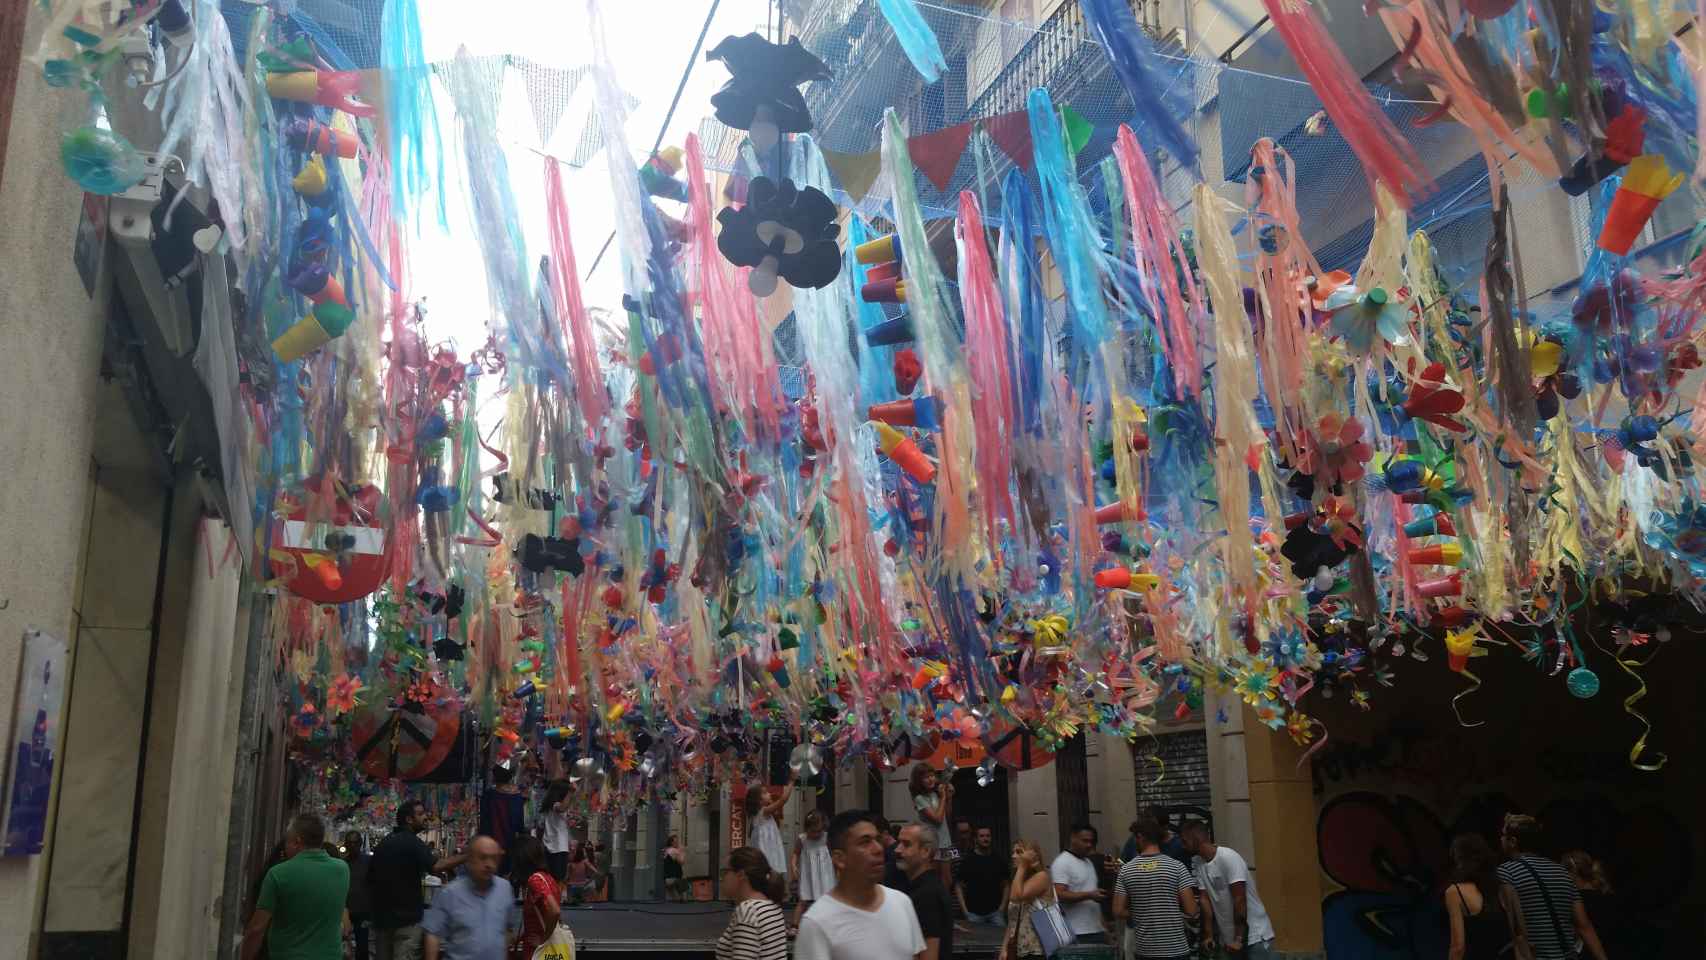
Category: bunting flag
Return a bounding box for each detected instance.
[982,110,1034,171]
[520,62,587,146]
[909,121,976,191]
[815,105,1061,199]
[1062,104,1094,160]
[821,146,884,203]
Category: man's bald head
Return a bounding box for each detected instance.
[466,834,502,886]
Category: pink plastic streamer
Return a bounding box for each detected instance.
[956,191,1019,551]
[1258,0,1429,208]
[543,156,611,431]
[684,134,783,442]
[1113,126,1206,398]
[1245,138,1318,463]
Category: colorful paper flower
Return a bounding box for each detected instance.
[327,673,363,715]
[1286,710,1316,746]
[1308,414,1374,487]
[1326,284,1407,353]
[1253,702,1286,729]
[1234,659,1282,706]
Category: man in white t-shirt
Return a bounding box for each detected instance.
[796,810,927,960]
[1050,824,1110,943]
[1180,821,1275,958]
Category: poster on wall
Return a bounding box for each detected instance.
[2,629,67,857]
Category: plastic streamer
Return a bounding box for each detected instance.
[1613,646,1668,771]
[875,0,948,83]
[1256,0,1428,208]
[542,156,610,431]
[1029,89,1111,369]
[1194,184,1263,621]
[1114,125,1205,399]
[1080,0,1200,173]
[588,0,652,288]
[957,190,1019,551]
[157,0,254,253]
[883,108,976,583]
[380,0,446,228]
[999,168,1048,440]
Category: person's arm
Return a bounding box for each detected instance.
[1017,867,1052,901]
[1229,879,1250,947]
[1177,870,1199,919]
[762,784,791,817]
[1573,900,1609,960]
[422,932,441,960]
[1197,881,1215,949]
[1501,884,1535,960]
[955,871,971,918]
[916,795,944,825]
[342,908,352,937]
[530,873,561,928]
[1113,872,1129,927]
[1445,886,1466,960]
[239,909,271,960]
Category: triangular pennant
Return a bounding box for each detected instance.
[568,87,641,167]
[520,60,584,146]
[1061,104,1093,160]
[982,109,1033,171]
[821,147,883,204]
[907,121,974,192]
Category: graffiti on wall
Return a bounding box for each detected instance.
[1316,790,1690,959]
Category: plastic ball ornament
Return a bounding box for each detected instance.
[1566,667,1600,699]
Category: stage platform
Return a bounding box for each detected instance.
[565,901,1007,956]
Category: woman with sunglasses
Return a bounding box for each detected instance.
[715,846,789,960]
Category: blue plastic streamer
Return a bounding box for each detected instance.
[1079,0,1200,173]
[876,0,947,84]
[1029,88,1110,361]
[380,0,446,228]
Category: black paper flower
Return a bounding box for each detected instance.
[706,33,831,148]
[717,176,842,295]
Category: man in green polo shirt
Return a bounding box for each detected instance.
[242,813,351,960]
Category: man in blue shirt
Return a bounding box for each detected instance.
[423,836,516,960]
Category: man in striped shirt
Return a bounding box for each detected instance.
[1112,816,1200,960]
[1496,814,1607,960]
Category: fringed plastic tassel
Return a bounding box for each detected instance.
[1258,0,1428,208]
[588,0,652,286]
[1081,0,1200,173]
[1114,125,1205,398]
[158,0,253,253]
[381,0,446,228]
[883,108,977,583]
[543,155,610,432]
[1243,138,1318,461]
[958,190,1019,552]
[875,0,948,83]
[1194,184,1263,626]
[1030,88,1110,361]
[1000,168,1048,439]
[685,134,783,444]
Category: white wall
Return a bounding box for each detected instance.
[0,4,114,954]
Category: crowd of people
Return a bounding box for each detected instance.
[242,788,1639,960]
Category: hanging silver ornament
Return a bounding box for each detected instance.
[975,758,996,788]
[788,743,823,778]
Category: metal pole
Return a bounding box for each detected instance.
[216,586,270,960]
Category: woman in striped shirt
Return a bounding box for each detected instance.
[716,846,790,960]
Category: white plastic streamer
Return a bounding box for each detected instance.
[157,0,254,254]
[587,0,650,292]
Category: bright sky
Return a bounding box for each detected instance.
[410,0,774,353]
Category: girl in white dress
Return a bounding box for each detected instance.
[744,779,791,894]
[790,810,836,929]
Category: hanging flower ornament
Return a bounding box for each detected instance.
[1307,414,1374,488]
[716,177,843,297]
[1325,283,1408,353]
[1234,658,1282,706]
[327,673,364,715]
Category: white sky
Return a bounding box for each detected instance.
[409,0,774,354]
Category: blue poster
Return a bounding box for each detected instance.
[3,630,66,857]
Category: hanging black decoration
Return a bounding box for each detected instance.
[716,176,842,296]
[706,33,831,152]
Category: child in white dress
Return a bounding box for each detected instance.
[790,810,836,930]
[745,779,791,894]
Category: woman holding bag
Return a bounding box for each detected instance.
[511,837,563,958]
[1002,839,1055,960]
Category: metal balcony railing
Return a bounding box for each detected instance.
[963,0,1159,123]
